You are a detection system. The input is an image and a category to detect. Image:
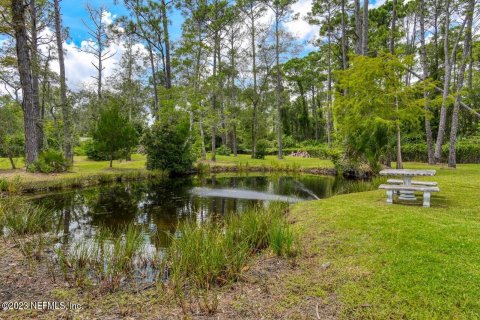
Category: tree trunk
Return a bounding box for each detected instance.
[54,0,73,163]
[250,9,258,159]
[110,155,113,168]
[326,11,333,148]
[312,86,319,141]
[97,47,102,100]
[433,0,440,79]
[232,124,237,157]
[419,0,434,164]
[389,0,397,54]
[275,7,283,159]
[11,0,39,165]
[147,44,159,118]
[160,0,172,89]
[9,157,16,170]
[395,97,403,169]
[199,115,207,160]
[434,1,466,163]
[448,0,473,168]
[211,31,219,162]
[340,0,347,69]
[354,0,362,54]
[362,0,368,55]
[30,0,43,152]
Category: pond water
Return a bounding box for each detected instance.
[31,174,372,249]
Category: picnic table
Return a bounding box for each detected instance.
[379,169,437,201]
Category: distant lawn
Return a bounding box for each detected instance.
[0,154,147,173]
[70,154,147,172]
[0,154,152,193]
[201,153,334,169]
[0,157,24,170]
[282,163,480,318]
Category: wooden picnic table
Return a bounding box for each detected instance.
[379,169,437,201]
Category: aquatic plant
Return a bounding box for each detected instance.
[166,202,297,312]
[0,197,54,235]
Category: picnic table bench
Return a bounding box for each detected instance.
[379,184,440,207]
[379,169,440,207]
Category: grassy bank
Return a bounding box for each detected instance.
[0,155,163,194]
[283,163,480,318]
[199,153,335,174]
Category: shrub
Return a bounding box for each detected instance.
[84,139,111,161]
[282,135,297,148]
[27,149,69,173]
[216,145,231,156]
[253,139,269,159]
[330,149,375,178]
[142,115,195,174]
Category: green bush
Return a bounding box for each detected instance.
[282,135,297,148]
[27,149,69,173]
[142,115,195,174]
[216,145,231,156]
[84,139,111,161]
[253,139,269,159]
[74,139,93,157]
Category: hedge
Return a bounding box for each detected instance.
[401,140,480,163]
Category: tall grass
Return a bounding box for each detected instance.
[166,202,297,312]
[49,203,297,304]
[55,224,146,292]
[0,197,54,235]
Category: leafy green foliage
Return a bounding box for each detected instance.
[0,100,24,168]
[402,137,480,163]
[27,149,70,173]
[216,145,231,156]
[334,54,426,170]
[142,114,194,174]
[92,99,138,167]
[83,139,113,161]
[253,139,269,159]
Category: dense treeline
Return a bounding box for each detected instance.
[0,0,479,173]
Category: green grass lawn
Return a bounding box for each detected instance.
[201,153,334,169]
[0,154,152,193]
[0,157,25,170]
[0,155,147,172]
[286,163,480,318]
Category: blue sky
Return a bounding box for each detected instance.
[62,1,185,45]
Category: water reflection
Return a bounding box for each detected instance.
[32,174,371,249]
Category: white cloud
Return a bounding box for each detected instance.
[284,0,319,41]
[101,11,115,25]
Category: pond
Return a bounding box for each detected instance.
[30,173,372,249]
